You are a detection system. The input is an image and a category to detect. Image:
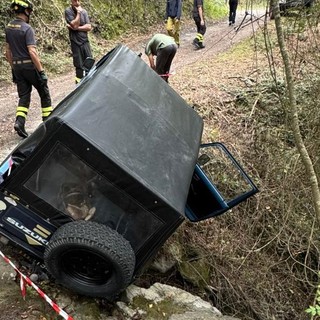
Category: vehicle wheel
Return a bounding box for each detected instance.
[44,221,135,299]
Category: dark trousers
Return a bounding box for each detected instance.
[13,63,52,119]
[71,41,92,79]
[156,44,177,82]
[193,17,207,35]
[229,0,238,24]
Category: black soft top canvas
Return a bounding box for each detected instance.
[11,45,203,216]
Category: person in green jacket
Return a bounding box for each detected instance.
[145,34,178,83]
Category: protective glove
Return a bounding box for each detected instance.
[39,70,48,85]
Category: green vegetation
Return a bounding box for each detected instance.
[205,0,228,19]
[306,274,320,319]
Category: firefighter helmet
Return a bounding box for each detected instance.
[10,0,34,14]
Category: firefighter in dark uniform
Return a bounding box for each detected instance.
[192,0,206,49]
[65,0,92,84]
[228,0,239,25]
[5,0,53,139]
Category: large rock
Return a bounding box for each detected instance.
[116,283,241,320]
[0,245,241,320]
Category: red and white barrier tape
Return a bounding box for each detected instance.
[0,249,74,320]
[158,71,175,77]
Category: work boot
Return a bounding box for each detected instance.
[192,38,200,49]
[198,42,205,49]
[14,117,28,138]
[193,38,205,50]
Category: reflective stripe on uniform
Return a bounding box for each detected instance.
[12,0,29,8]
[42,106,53,118]
[16,106,28,118]
[196,33,204,41]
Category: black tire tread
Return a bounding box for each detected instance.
[44,221,135,298]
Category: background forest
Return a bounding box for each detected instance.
[1,1,320,320]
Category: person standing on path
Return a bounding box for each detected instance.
[65,0,92,84]
[192,0,206,49]
[228,0,239,25]
[145,33,178,83]
[5,0,53,139]
[165,0,183,47]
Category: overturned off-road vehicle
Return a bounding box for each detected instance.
[0,45,258,300]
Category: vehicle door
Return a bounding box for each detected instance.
[185,142,258,222]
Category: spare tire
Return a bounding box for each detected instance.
[44,221,135,299]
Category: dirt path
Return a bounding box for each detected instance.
[0,8,266,320]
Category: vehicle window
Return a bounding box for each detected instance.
[198,144,254,202]
[24,143,164,251]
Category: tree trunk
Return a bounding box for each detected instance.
[269,0,320,224]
